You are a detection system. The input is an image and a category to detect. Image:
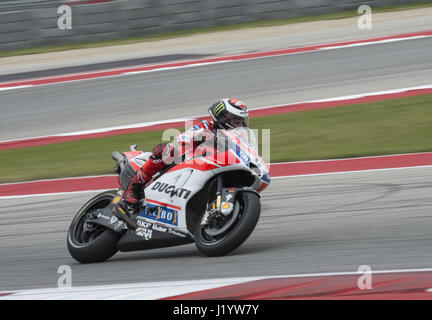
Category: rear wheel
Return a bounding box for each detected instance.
[67,190,121,263]
[194,192,260,257]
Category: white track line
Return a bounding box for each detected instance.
[2,165,432,200]
[0,85,33,91]
[1,267,432,300]
[0,33,430,94]
[271,165,432,180]
[0,174,116,186]
[272,151,432,165]
[1,84,432,145]
[124,60,231,76]
[0,189,111,200]
[318,35,430,50]
[0,118,194,144]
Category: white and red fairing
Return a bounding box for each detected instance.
[123,150,152,171]
[134,128,270,235]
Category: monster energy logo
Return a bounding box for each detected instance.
[214,102,225,116]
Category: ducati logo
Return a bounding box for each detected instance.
[151,182,192,199]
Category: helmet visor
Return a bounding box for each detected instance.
[225,114,249,128]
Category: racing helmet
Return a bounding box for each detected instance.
[208,98,249,129]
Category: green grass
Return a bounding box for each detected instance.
[1,1,432,58]
[1,94,431,183]
[252,94,432,163]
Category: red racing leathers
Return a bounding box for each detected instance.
[122,119,216,204]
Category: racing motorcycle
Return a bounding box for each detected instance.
[67,127,271,263]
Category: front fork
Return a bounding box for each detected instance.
[201,176,250,227]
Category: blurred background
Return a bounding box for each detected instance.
[1,0,431,51]
[1,0,432,298]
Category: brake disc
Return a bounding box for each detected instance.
[203,201,240,236]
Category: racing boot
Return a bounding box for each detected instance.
[122,143,176,205]
[113,143,176,232]
[122,166,152,205]
[112,163,159,231]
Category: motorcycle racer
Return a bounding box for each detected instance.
[68,98,265,261]
[117,98,249,209]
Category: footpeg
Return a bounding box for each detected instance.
[112,201,139,231]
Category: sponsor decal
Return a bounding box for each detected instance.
[202,120,209,129]
[168,228,187,238]
[261,171,271,183]
[136,217,186,238]
[137,220,152,228]
[235,144,250,165]
[135,227,153,240]
[136,220,153,240]
[109,215,126,230]
[213,102,226,116]
[152,224,168,233]
[151,182,192,199]
[141,202,179,226]
[97,213,111,220]
[89,211,125,231]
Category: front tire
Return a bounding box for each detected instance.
[67,190,121,263]
[194,192,260,257]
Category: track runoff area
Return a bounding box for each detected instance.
[1,30,432,300]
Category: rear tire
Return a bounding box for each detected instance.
[67,190,121,263]
[194,192,260,257]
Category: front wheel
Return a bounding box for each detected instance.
[194,192,261,257]
[67,190,121,263]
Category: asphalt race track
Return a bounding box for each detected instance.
[1,32,432,293]
[1,166,432,291]
[1,37,432,140]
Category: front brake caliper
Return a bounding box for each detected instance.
[201,200,219,227]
